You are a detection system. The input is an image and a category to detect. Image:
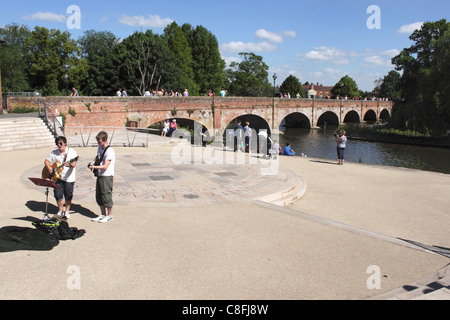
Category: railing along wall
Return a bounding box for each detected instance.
[43,105,64,138]
[63,126,155,147]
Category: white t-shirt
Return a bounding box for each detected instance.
[46,148,78,182]
[97,146,115,177]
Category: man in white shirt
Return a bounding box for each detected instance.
[88,131,116,223]
[44,136,78,219]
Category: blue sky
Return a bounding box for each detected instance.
[1,0,449,91]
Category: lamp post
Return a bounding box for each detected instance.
[0,38,6,110]
[63,63,70,96]
[272,73,277,129]
[272,73,277,98]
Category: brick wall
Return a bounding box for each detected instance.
[6,96,392,131]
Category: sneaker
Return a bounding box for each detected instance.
[91,215,105,222]
[64,211,70,219]
[57,211,63,217]
[99,216,113,223]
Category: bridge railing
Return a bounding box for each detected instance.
[63,126,160,147]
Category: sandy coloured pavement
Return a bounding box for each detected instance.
[0,142,449,300]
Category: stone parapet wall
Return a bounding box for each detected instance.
[6,96,392,131]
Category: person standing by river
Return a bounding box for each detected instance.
[335,130,347,165]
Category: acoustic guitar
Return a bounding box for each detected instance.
[42,156,79,182]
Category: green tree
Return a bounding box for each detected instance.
[117,30,157,96]
[117,30,175,96]
[0,24,32,92]
[24,26,82,96]
[331,75,360,99]
[184,24,226,95]
[78,30,121,96]
[279,75,305,98]
[376,70,401,101]
[391,19,450,135]
[226,52,272,97]
[163,22,198,95]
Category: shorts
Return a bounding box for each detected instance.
[54,180,75,202]
[96,176,114,208]
[337,147,345,160]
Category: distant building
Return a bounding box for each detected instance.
[302,83,334,99]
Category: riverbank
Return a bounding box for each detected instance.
[344,125,450,149]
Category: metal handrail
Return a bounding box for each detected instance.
[43,105,64,138]
[63,126,158,147]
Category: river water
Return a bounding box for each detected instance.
[278,127,450,174]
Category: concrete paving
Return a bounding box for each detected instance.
[0,137,449,300]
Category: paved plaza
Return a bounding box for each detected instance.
[0,135,449,300]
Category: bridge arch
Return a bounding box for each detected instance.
[317,111,339,126]
[380,109,390,120]
[363,109,377,121]
[223,114,271,135]
[146,117,211,141]
[343,110,360,123]
[279,112,311,131]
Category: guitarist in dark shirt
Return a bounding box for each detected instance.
[44,136,78,220]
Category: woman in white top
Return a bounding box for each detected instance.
[335,130,347,165]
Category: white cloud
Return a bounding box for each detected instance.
[255,29,283,43]
[255,29,296,43]
[303,46,349,65]
[223,56,241,67]
[397,22,424,34]
[220,41,277,53]
[118,14,173,28]
[362,49,399,67]
[379,49,400,57]
[281,30,297,38]
[363,55,393,67]
[23,11,66,23]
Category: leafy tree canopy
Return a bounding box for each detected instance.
[279,75,305,98]
[331,75,360,98]
[391,19,450,135]
[226,52,272,97]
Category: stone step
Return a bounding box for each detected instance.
[368,264,450,300]
[0,117,55,152]
[253,166,307,207]
[412,287,450,300]
[0,132,54,141]
[0,124,49,135]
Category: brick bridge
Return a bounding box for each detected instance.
[8,96,392,134]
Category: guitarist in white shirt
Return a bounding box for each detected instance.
[88,131,116,223]
[44,136,78,220]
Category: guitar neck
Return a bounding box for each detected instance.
[55,156,79,171]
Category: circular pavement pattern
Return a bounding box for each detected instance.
[23,152,303,208]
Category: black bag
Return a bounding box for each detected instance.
[32,218,60,233]
[32,218,85,241]
[53,220,85,240]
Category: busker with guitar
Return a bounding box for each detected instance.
[43,136,79,220]
[88,131,115,223]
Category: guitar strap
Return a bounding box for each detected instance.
[63,148,68,164]
[98,146,110,164]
